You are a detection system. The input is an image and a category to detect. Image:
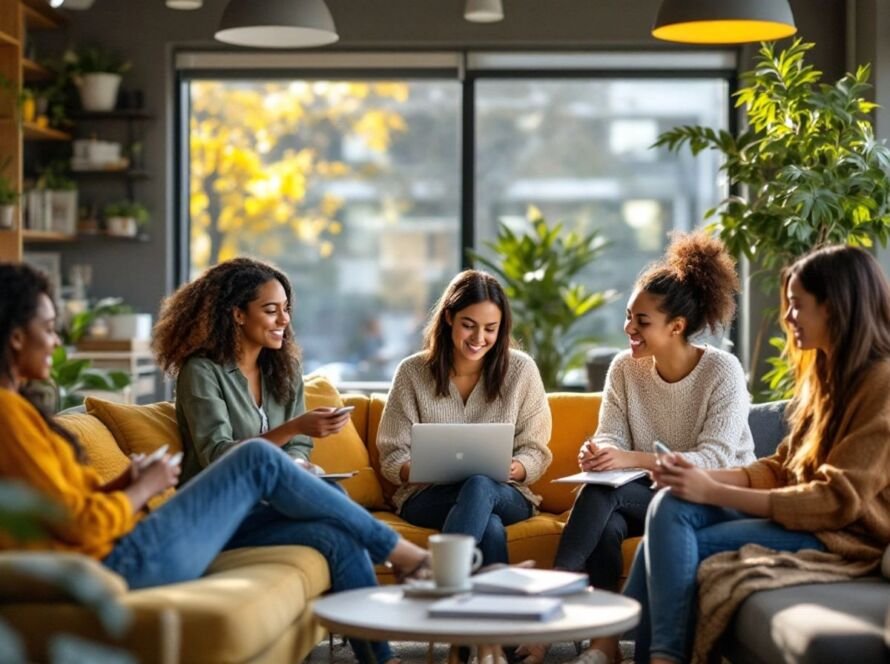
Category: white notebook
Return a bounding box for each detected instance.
[428,594,564,621]
[551,469,648,487]
[471,568,589,596]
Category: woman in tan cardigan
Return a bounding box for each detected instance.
[574,245,890,664]
[378,270,552,567]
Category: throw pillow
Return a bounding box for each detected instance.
[84,398,182,457]
[57,412,130,484]
[304,373,386,509]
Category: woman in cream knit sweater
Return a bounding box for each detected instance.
[378,270,552,566]
[584,245,890,664]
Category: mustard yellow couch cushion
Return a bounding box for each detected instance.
[304,374,386,509]
[84,398,182,457]
[57,411,130,483]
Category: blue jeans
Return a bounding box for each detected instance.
[103,439,398,664]
[623,490,825,664]
[554,478,652,590]
[400,475,532,565]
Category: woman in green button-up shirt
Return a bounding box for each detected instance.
[154,257,418,664]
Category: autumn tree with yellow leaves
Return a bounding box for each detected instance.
[189,81,409,270]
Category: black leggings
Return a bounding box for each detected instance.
[553,478,654,591]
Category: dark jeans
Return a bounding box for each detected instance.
[102,439,397,664]
[400,474,532,565]
[553,477,653,591]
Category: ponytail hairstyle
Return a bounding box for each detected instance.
[153,258,301,405]
[782,245,890,479]
[422,270,513,402]
[0,263,83,460]
[637,231,739,338]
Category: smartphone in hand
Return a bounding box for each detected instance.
[331,405,355,417]
[139,444,169,467]
[653,440,671,460]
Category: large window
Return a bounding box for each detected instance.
[179,53,731,385]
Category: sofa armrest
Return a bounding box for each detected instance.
[0,551,127,603]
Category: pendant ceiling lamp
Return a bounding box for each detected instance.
[465,0,504,24]
[215,0,339,49]
[652,0,796,44]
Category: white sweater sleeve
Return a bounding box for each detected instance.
[377,361,419,485]
[510,358,553,485]
[675,357,754,469]
[590,357,632,451]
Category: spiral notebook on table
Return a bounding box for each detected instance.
[551,469,647,487]
[428,594,564,622]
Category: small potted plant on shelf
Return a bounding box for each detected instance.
[0,173,18,231]
[63,45,131,112]
[104,200,148,238]
[33,163,78,235]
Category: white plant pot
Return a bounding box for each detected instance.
[106,215,138,237]
[0,204,15,230]
[76,73,122,111]
[108,313,152,341]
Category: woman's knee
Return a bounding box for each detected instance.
[459,474,500,498]
[646,489,702,528]
[233,438,281,464]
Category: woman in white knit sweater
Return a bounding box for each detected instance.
[377,270,552,567]
[530,234,753,664]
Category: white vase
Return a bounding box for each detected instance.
[108,313,152,341]
[106,216,137,237]
[76,73,122,111]
[0,204,15,230]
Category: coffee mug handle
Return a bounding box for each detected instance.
[471,547,484,572]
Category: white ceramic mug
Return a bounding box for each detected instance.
[428,533,483,589]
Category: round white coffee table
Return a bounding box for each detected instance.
[313,586,640,661]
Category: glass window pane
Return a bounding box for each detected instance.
[188,79,462,382]
[475,78,729,358]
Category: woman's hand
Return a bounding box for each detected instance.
[509,459,526,482]
[579,442,633,471]
[651,453,717,504]
[399,462,412,484]
[291,408,351,438]
[124,456,180,511]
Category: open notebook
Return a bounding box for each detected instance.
[551,469,647,487]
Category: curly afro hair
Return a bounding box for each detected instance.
[637,232,739,338]
[153,258,301,405]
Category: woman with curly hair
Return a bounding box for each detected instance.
[0,262,429,664]
[520,233,756,664]
[588,244,890,664]
[153,257,351,485]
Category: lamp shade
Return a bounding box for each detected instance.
[465,0,504,23]
[652,0,796,44]
[215,0,339,48]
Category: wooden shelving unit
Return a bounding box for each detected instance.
[22,229,76,242]
[23,120,71,141]
[0,0,69,262]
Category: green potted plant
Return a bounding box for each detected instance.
[0,169,18,231]
[653,39,890,398]
[103,200,148,238]
[469,206,617,390]
[63,46,131,112]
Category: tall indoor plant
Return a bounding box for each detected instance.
[654,39,890,397]
[470,206,616,390]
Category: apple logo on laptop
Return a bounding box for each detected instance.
[456,452,464,461]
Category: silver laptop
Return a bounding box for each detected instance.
[408,423,515,483]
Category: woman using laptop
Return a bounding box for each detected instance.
[378,269,553,567]
[152,257,424,664]
[0,262,430,664]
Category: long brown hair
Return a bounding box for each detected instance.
[153,258,301,405]
[783,245,890,478]
[0,263,83,460]
[423,270,513,402]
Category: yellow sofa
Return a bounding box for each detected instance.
[1,380,635,664]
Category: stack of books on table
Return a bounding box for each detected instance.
[427,568,590,622]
